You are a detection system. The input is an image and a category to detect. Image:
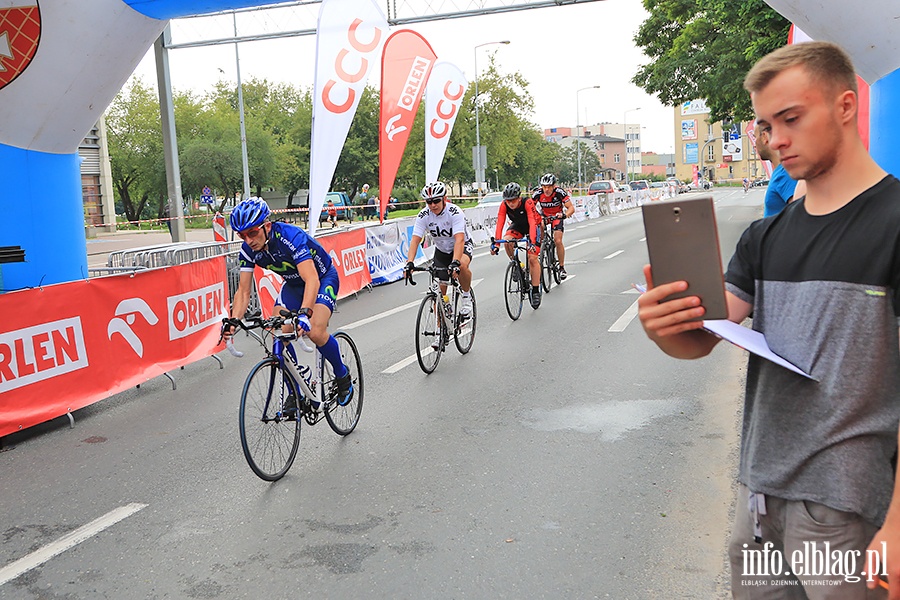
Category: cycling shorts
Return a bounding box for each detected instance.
[432,242,474,282]
[276,267,340,314]
[504,228,540,255]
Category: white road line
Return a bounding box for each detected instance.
[565,237,600,250]
[341,299,420,330]
[383,353,420,374]
[0,503,147,586]
[341,279,483,330]
[608,299,640,332]
[604,250,624,259]
[639,237,646,242]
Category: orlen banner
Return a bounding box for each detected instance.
[250,228,372,317]
[309,0,388,235]
[425,61,467,183]
[379,30,437,220]
[0,258,227,437]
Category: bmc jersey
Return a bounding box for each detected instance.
[239,221,333,285]
[532,186,570,216]
[411,201,470,254]
[495,197,540,242]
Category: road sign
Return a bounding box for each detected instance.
[200,186,214,204]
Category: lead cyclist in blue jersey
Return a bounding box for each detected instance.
[223,197,353,405]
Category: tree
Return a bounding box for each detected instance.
[632,0,791,122]
[106,79,166,222]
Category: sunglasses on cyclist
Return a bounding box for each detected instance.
[425,198,443,205]
[237,226,263,240]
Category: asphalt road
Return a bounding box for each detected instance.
[1,187,765,599]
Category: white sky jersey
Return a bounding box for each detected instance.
[412,202,470,254]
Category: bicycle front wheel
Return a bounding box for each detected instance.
[415,293,443,373]
[323,331,364,435]
[239,359,301,481]
[454,288,477,354]
[541,243,554,294]
[504,261,523,321]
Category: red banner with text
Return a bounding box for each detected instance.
[0,258,228,437]
[252,228,372,318]
[379,30,436,220]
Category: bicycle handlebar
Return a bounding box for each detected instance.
[219,308,315,355]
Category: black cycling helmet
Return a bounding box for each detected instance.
[539,173,557,186]
[421,182,447,201]
[502,182,521,200]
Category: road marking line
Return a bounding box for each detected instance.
[639,237,646,242]
[604,250,624,259]
[0,503,147,586]
[608,299,640,332]
[383,353,420,374]
[342,279,482,330]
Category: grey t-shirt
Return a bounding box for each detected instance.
[725,175,900,526]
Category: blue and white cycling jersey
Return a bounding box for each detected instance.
[238,221,333,285]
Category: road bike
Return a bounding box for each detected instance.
[405,264,477,374]
[492,237,537,321]
[539,215,563,293]
[221,312,364,481]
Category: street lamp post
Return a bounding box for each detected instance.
[623,107,641,184]
[474,40,510,201]
[493,168,498,191]
[576,85,600,193]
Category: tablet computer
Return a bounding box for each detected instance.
[641,196,727,321]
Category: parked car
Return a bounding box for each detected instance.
[691,179,712,190]
[319,191,351,223]
[588,181,618,195]
[477,191,504,206]
[618,183,633,192]
[630,179,650,191]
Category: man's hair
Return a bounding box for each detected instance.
[744,41,857,97]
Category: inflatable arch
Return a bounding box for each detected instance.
[1,0,899,292]
[0,0,287,293]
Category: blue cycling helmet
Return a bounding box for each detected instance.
[230,197,271,232]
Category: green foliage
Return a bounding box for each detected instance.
[632,0,791,122]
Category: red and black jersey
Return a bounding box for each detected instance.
[532,186,570,216]
[495,197,540,243]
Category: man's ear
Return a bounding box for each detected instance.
[837,89,858,126]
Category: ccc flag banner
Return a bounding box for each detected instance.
[379,29,436,221]
[425,61,467,184]
[0,258,228,438]
[308,0,388,236]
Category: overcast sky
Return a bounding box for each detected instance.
[130,0,676,154]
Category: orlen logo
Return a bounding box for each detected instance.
[167,283,226,341]
[430,80,465,139]
[341,244,367,276]
[107,298,159,358]
[0,317,87,393]
[322,18,384,114]
[398,56,432,111]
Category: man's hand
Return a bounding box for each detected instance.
[868,518,900,597]
[221,318,237,340]
[636,264,706,341]
[490,243,499,256]
[448,259,461,276]
[296,314,311,334]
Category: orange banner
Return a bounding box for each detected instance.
[252,228,372,318]
[0,258,227,437]
[379,30,436,220]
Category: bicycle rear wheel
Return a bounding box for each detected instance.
[323,331,364,435]
[239,358,301,481]
[504,260,523,321]
[454,288,476,354]
[415,292,443,373]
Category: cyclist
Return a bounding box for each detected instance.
[404,181,474,319]
[532,173,575,280]
[742,177,750,193]
[223,197,352,406]
[491,182,542,308]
